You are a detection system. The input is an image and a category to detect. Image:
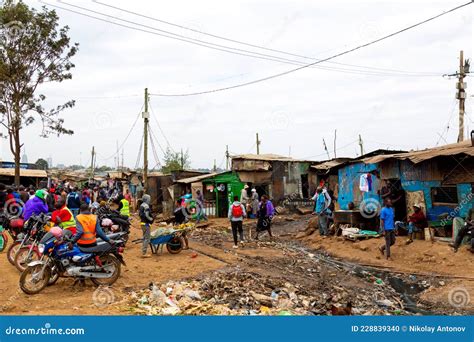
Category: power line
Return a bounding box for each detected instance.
[303,139,359,159]
[46,1,447,78]
[100,104,143,161]
[94,0,444,76]
[135,132,144,169]
[145,1,472,97]
[148,100,175,152]
[148,128,162,169]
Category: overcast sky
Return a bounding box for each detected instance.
[6,0,473,169]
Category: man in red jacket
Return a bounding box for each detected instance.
[51,199,77,236]
[395,204,427,244]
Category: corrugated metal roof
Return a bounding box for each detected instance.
[175,172,217,184]
[363,140,474,164]
[232,154,294,161]
[310,158,353,170]
[0,168,47,178]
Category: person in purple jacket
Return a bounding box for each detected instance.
[255,195,275,240]
[23,189,49,221]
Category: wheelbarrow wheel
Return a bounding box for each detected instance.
[166,236,183,254]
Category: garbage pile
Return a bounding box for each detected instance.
[125,267,409,316]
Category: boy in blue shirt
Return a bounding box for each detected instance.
[378,199,396,260]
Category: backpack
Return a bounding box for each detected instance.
[232,204,243,218]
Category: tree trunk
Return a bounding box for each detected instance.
[13,130,20,187]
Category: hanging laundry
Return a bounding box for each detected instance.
[359,174,369,192]
[367,173,373,191]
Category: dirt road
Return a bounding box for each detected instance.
[0,215,472,315]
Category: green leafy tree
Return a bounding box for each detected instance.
[35,157,48,170]
[0,1,79,185]
[161,148,191,173]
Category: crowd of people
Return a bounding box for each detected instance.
[0,181,132,250]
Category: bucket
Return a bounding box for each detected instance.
[424,227,431,241]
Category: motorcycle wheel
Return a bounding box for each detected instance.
[91,254,121,286]
[166,237,183,254]
[7,241,21,265]
[19,264,51,295]
[0,231,8,252]
[14,246,40,272]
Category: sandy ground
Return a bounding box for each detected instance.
[1,214,473,315]
[0,222,225,315]
[303,232,474,278]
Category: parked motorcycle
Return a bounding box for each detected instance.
[19,228,126,295]
[13,214,52,272]
[7,213,49,266]
[0,212,24,252]
[99,208,130,240]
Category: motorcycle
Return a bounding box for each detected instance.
[99,208,130,240]
[0,212,24,252]
[7,213,49,267]
[19,229,127,295]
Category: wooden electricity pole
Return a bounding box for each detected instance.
[90,146,95,180]
[143,88,149,191]
[256,133,261,155]
[322,138,330,159]
[225,145,230,170]
[457,50,469,142]
[358,134,364,156]
[333,129,337,158]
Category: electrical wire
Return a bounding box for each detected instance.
[148,128,162,169]
[436,98,458,146]
[46,1,449,78]
[94,0,445,76]
[135,132,144,169]
[143,1,472,97]
[100,104,143,161]
[149,100,175,152]
[303,139,359,159]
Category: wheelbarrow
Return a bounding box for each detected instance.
[133,230,185,255]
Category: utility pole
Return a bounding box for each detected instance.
[256,133,261,155]
[116,140,119,170]
[456,50,469,142]
[121,149,124,171]
[322,138,330,159]
[213,159,217,172]
[143,88,149,191]
[333,129,337,158]
[180,148,184,169]
[225,145,230,170]
[90,146,95,180]
[358,134,364,156]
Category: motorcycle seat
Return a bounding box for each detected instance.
[78,241,112,253]
[105,233,123,240]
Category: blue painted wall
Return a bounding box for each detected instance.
[338,162,380,210]
[338,161,473,220]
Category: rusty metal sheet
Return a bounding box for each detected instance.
[237,171,272,183]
